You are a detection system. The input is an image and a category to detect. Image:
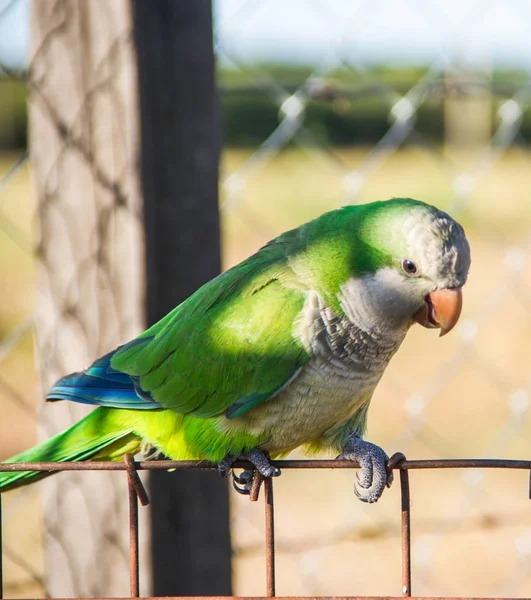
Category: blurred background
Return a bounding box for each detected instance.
[1,0,531,598]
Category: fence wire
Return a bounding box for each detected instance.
[0,0,531,598]
[0,0,146,598]
[214,1,531,598]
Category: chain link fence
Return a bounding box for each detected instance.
[0,1,42,594]
[0,0,146,597]
[1,0,531,598]
[215,1,531,597]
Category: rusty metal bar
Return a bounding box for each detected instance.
[267,458,531,471]
[400,469,411,597]
[264,477,276,597]
[3,457,531,472]
[47,596,522,600]
[1,457,530,600]
[250,472,264,502]
[124,454,150,506]
[125,456,140,598]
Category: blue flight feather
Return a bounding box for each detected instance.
[46,349,161,410]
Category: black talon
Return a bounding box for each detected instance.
[233,469,254,485]
[232,472,246,485]
[232,472,252,495]
[231,469,255,495]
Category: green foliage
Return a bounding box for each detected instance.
[0,79,27,149]
[218,64,531,147]
[221,92,281,146]
[220,86,444,146]
[3,65,531,149]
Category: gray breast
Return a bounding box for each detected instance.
[302,292,406,376]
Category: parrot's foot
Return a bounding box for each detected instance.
[231,469,255,495]
[337,434,393,503]
[218,449,281,495]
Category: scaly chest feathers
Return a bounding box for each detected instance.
[217,286,409,453]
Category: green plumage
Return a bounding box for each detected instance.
[0,409,139,491]
[0,199,471,492]
[112,266,309,418]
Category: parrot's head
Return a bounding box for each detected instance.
[336,198,471,336]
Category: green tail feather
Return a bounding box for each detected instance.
[0,407,141,493]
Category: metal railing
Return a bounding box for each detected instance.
[1,454,530,599]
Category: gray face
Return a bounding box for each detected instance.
[401,208,471,291]
[339,206,471,335]
[406,211,470,289]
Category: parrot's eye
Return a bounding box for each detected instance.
[401,259,417,275]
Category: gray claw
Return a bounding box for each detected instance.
[247,448,281,478]
[219,449,281,496]
[218,457,235,479]
[354,463,373,489]
[354,483,381,504]
[338,434,392,503]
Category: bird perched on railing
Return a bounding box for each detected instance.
[0,198,470,503]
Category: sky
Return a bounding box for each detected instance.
[0,0,28,68]
[2,0,531,70]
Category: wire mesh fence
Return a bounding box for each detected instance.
[0,20,43,596]
[0,0,531,598]
[214,1,531,598]
[0,1,146,597]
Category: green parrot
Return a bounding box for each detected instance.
[0,198,470,503]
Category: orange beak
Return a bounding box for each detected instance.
[413,288,463,337]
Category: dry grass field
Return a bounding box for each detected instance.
[1,145,531,597]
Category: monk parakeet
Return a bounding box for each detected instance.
[0,198,470,503]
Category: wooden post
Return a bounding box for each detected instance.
[29,1,146,596]
[132,1,231,595]
[30,0,230,596]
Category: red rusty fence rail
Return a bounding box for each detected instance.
[1,455,531,600]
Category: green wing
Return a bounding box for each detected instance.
[111,246,310,419]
